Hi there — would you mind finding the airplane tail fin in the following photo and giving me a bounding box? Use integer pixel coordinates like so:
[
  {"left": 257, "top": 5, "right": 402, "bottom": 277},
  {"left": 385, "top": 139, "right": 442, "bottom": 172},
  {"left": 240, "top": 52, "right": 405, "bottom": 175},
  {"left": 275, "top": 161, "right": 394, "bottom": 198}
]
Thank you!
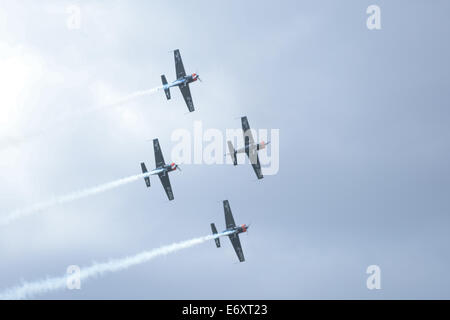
[
  {"left": 161, "top": 75, "right": 171, "bottom": 100},
  {"left": 211, "top": 223, "right": 221, "bottom": 248},
  {"left": 140, "top": 162, "right": 151, "bottom": 187},
  {"left": 227, "top": 141, "right": 238, "bottom": 166}
]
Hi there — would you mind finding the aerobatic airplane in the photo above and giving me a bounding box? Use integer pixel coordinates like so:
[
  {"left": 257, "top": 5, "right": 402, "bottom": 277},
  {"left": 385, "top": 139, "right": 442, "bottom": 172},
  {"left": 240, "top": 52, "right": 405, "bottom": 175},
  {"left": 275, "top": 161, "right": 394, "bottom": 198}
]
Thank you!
[
  {"left": 161, "top": 49, "right": 201, "bottom": 112},
  {"left": 211, "top": 200, "right": 249, "bottom": 262},
  {"left": 140, "top": 139, "right": 181, "bottom": 201},
  {"left": 227, "top": 116, "right": 269, "bottom": 180}
]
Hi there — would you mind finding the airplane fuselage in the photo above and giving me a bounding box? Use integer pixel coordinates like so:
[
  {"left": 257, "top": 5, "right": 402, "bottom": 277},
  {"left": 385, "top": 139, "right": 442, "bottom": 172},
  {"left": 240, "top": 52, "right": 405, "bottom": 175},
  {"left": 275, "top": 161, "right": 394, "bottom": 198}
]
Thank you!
[
  {"left": 223, "top": 224, "right": 249, "bottom": 235},
  {"left": 149, "top": 163, "right": 178, "bottom": 176},
  {"left": 164, "top": 73, "right": 198, "bottom": 90},
  {"left": 235, "top": 141, "right": 268, "bottom": 154}
]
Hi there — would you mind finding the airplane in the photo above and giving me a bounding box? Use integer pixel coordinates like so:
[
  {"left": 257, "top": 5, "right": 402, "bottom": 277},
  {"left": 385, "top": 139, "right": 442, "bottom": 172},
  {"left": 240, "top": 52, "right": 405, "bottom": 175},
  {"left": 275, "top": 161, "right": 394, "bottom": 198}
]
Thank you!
[
  {"left": 226, "top": 116, "right": 269, "bottom": 180},
  {"left": 161, "top": 49, "right": 201, "bottom": 112},
  {"left": 210, "top": 200, "right": 249, "bottom": 262},
  {"left": 140, "top": 138, "right": 181, "bottom": 201}
]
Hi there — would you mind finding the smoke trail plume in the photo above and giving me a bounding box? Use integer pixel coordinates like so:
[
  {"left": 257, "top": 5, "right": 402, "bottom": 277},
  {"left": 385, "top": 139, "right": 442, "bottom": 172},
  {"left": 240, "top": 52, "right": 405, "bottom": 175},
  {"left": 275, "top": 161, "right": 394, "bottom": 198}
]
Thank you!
[
  {"left": 100, "top": 86, "right": 163, "bottom": 108},
  {"left": 0, "top": 172, "right": 151, "bottom": 227},
  {"left": 49, "top": 86, "right": 164, "bottom": 125},
  {"left": 0, "top": 86, "right": 162, "bottom": 152},
  {"left": 0, "top": 232, "right": 232, "bottom": 300}
]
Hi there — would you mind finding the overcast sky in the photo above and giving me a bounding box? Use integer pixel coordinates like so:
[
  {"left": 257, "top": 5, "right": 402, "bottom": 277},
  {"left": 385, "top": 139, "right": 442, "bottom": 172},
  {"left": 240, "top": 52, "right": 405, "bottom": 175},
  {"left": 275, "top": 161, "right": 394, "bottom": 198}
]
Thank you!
[{"left": 1, "top": 0, "right": 450, "bottom": 299}]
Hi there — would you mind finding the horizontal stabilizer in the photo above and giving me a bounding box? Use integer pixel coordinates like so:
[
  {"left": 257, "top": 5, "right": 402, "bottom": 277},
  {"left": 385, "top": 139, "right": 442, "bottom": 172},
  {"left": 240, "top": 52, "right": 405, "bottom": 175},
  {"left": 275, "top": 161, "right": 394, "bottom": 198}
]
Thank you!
[
  {"left": 227, "top": 141, "right": 237, "bottom": 166},
  {"left": 140, "top": 162, "right": 151, "bottom": 187},
  {"left": 161, "top": 75, "right": 170, "bottom": 100},
  {"left": 211, "top": 223, "right": 220, "bottom": 248}
]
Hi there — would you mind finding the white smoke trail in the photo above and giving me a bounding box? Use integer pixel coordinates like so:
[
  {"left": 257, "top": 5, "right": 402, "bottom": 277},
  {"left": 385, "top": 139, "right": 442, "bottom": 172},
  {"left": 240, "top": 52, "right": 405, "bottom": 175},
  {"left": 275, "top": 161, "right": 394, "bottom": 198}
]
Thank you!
[
  {"left": 0, "top": 231, "right": 232, "bottom": 300},
  {"left": 101, "top": 86, "right": 163, "bottom": 108},
  {"left": 42, "top": 85, "right": 164, "bottom": 132},
  {"left": 0, "top": 172, "right": 151, "bottom": 227},
  {"left": 51, "top": 86, "right": 164, "bottom": 121},
  {"left": 0, "top": 86, "right": 163, "bottom": 152}
]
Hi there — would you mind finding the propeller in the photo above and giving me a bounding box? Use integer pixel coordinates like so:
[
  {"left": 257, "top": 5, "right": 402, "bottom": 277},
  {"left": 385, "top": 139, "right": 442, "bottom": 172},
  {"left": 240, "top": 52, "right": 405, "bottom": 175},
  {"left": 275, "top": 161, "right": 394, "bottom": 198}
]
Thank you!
[
  {"left": 195, "top": 69, "right": 202, "bottom": 82},
  {"left": 170, "top": 163, "right": 182, "bottom": 171},
  {"left": 245, "top": 224, "right": 251, "bottom": 236}
]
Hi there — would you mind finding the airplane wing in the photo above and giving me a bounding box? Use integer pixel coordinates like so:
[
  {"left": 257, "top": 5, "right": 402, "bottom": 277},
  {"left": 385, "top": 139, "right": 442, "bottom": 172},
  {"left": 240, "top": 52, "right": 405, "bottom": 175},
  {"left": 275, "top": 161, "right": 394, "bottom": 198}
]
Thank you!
[
  {"left": 242, "top": 117, "right": 263, "bottom": 179},
  {"left": 174, "top": 49, "right": 186, "bottom": 79},
  {"left": 241, "top": 116, "right": 255, "bottom": 147},
  {"left": 179, "top": 84, "right": 195, "bottom": 112},
  {"left": 246, "top": 148, "right": 264, "bottom": 180},
  {"left": 223, "top": 200, "right": 236, "bottom": 229},
  {"left": 153, "top": 139, "right": 165, "bottom": 168},
  {"left": 158, "top": 172, "right": 174, "bottom": 201},
  {"left": 228, "top": 233, "right": 245, "bottom": 262}
]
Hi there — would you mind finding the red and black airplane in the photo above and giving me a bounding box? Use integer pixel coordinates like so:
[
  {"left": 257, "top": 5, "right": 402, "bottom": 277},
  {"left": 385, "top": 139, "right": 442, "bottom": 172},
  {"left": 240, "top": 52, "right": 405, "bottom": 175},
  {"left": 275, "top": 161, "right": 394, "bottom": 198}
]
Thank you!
[
  {"left": 140, "top": 139, "right": 181, "bottom": 201},
  {"left": 227, "top": 116, "right": 269, "bottom": 180},
  {"left": 211, "top": 200, "right": 249, "bottom": 262},
  {"left": 161, "top": 49, "right": 200, "bottom": 112}
]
